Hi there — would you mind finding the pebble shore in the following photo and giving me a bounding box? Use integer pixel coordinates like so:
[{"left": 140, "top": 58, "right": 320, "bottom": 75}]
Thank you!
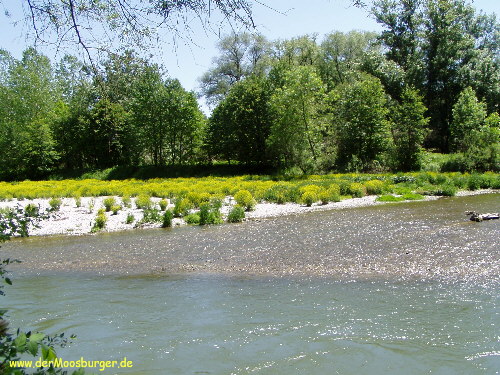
[{"left": 0, "top": 190, "right": 495, "bottom": 237}]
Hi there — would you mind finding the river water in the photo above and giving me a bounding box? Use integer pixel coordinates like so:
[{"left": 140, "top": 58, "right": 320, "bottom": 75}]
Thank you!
[{"left": 2, "top": 194, "right": 499, "bottom": 374}]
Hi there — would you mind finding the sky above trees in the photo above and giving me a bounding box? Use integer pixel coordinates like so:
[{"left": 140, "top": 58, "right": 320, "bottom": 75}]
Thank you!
[{"left": 1, "top": 0, "right": 497, "bottom": 98}]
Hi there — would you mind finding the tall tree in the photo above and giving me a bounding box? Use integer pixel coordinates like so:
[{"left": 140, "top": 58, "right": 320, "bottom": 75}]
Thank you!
[
  {"left": 391, "top": 87, "right": 429, "bottom": 171},
  {"left": 318, "top": 31, "right": 380, "bottom": 91},
  {"left": 0, "top": 48, "right": 60, "bottom": 179},
  {"left": 206, "top": 75, "right": 271, "bottom": 165},
  {"left": 268, "top": 66, "right": 327, "bottom": 172},
  {"left": 199, "top": 32, "right": 271, "bottom": 106},
  {"left": 450, "top": 86, "right": 487, "bottom": 152},
  {"left": 334, "top": 74, "right": 391, "bottom": 171}
]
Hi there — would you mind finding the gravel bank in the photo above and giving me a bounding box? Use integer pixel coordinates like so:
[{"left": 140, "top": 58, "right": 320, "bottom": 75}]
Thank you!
[{"left": 0, "top": 190, "right": 496, "bottom": 237}]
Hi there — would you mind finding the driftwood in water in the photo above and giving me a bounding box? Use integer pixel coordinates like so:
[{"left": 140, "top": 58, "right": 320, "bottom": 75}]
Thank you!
[{"left": 465, "top": 211, "right": 500, "bottom": 222}]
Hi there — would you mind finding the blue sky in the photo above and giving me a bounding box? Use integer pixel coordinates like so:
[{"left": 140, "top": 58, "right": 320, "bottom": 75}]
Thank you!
[{"left": 1, "top": 0, "right": 499, "bottom": 96}]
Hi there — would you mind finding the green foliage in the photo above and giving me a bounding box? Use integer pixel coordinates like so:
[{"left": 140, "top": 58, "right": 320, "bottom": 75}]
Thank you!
[
  {"left": 184, "top": 213, "right": 201, "bottom": 225},
  {"left": 206, "top": 76, "right": 272, "bottom": 165},
  {"left": 199, "top": 202, "right": 223, "bottom": 225},
  {"left": 334, "top": 74, "right": 391, "bottom": 171},
  {"left": 348, "top": 183, "right": 367, "bottom": 198},
  {"left": 111, "top": 205, "right": 121, "bottom": 215},
  {"left": 103, "top": 197, "right": 116, "bottom": 212},
  {"left": 91, "top": 208, "right": 107, "bottom": 232},
  {"left": 173, "top": 198, "right": 192, "bottom": 218},
  {"left": 74, "top": 195, "right": 82, "bottom": 207},
  {"left": 48, "top": 197, "right": 62, "bottom": 211},
  {"left": 141, "top": 208, "right": 162, "bottom": 224},
  {"left": 268, "top": 66, "right": 328, "bottom": 172},
  {"left": 318, "top": 185, "right": 341, "bottom": 204},
  {"left": 161, "top": 210, "right": 174, "bottom": 228},
  {"left": 391, "top": 87, "right": 429, "bottom": 171},
  {"left": 450, "top": 87, "right": 487, "bottom": 153},
  {"left": 301, "top": 191, "right": 318, "bottom": 207},
  {"left": 159, "top": 199, "right": 169, "bottom": 211},
  {"left": 364, "top": 180, "right": 386, "bottom": 195},
  {"left": 227, "top": 205, "right": 246, "bottom": 223},
  {"left": 24, "top": 203, "right": 39, "bottom": 217},
  {"left": 125, "top": 212, "right": 135, "bottom": 224},
  {"left": 122, "top": 195, "right": 131, "bottom": 208},
  {"left": 233, "top": 190, "right": 256, "bottom": 211},
  {"left": 135, "top": 194, "right": 152, "bottom": 209}
]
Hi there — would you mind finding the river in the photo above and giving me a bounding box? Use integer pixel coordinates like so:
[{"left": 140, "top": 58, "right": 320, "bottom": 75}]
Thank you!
[{"left": 2, "top": 194, "right": 499, "bottom": 374}]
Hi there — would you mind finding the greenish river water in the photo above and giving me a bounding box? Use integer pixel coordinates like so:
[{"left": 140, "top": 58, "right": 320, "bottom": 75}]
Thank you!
[{"left": 2, "top": 194, "right": 499, "bottom": 374}]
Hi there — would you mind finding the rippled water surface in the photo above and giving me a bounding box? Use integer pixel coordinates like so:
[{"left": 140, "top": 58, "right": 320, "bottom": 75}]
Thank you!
[{"left": 2, "top": 194, "right": 499, "bottom": 374}]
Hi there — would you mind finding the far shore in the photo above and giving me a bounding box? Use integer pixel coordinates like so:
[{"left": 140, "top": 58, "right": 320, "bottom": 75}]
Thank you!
[{"left": 0, "top": 189, "right": 497, "bottom": 237}]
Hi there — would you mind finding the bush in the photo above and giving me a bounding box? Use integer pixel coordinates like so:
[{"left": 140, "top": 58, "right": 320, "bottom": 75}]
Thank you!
[
  {"left": 159, "top": 199, "right": 169, "bottom": 211},
  {"left": 135, "top": 194, "right": 152, "bottom": 209},
  {"left": 162, "top": 210, "right": 174, "bottom": 228},
  {"left": 48, "top": 197, "right": 62, "bottom": 212},
  {"left": 199, "top": 202, "right": 223, "bottom": 225},
  {"left": 184, "top": 213, "right": 201, "bottom": 225},
  {"left": 141, "top": 208, "right": 162, "bottom": 223},
  {"left": 125, "top": 213, "right": 135, "bottom": 224},
  {"left": 173, "top": 198, "right": 192, "bottom": 217},
  {"left": 111, "top": 205, "right": 121, "bottom": 215},
  {"left": 433, "top": 184, "right": 457, "bottom": 196},
  {"left": 92, "top": 209, "right": 107, "bottom": 232},
  {"left": 301, "top": 191, "right": 318, "bottom": 207},
  {"left": 318, "top": 185, "right": 341, "bottom": 204},
  {"left": 122, "top": 195, "right": 131, "bottom": 208},
  {"left": 24, "top": 203, "right": 39, "bottom": 217},
  {"left": 234, "top": 190, "right": 256, "bottom": 211},
  {"left": 74, "top": 196, "right": 82, "bottom": 207},
  {"left": 227, "top": 206, "right": 245, "bottom": 223},
  {"left": 364, "top": 180, "right": 386, "bottom": 195},
  {"left": 348, "top": 183, "right": 366, "bottom": 198},
  {"left": 103, "top": 197, "right": 116, "bottom": 212}
]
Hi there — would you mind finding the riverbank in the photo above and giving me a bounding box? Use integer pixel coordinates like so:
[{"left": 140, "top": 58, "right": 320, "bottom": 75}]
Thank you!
[{"left": 0, "top": 189, "right": 496, "bottom": 237}]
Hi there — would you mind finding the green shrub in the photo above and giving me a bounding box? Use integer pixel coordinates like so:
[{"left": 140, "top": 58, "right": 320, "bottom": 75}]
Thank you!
[
  {"left": 75, "top": 196, "right": 82, "bottom": 207},
  {"left": 301, "top": 191, "right": 318, "bottom": 207},
  {"left": 227, "top": 206, "right": 245, "bottom": 223},
  {"left": 136, "top": 194, "right": 153, "bottom": 209},
  {"left": 173, "top": 198, "right": 192, "bottom": 217},
  {"left": 364, "top": 180, "right": 386, "bottom": 195},
  {"left": 111, "top": 205, "right": 121, "bottom": 215},
  {"left": 24, "top": 203, "right": 39, "bottom": 217},
  {"left": 125, "top": 213, "right": 135, "bottom": 224},
  {"left": 234, "top": 190, "right": 256, "bottom": 211},
  {"left": 162, "top": 210, "right": 174, "bottom": 228},
  {"left": 159, "top": 199, "right": 169, "bottom": 211},
  {"left": 199, "top": 202, "right": 223, "bottom": 225},
  {"left": 122, "top": 195, "right": 131, "bottom": 208},
  {"left": 433, "top": 183, "right": 457, "bottom": 196},
  {"left": 348, "top": 183, "right": 366, "bottom": 198},
  {"left": 141, "top": 208, "right": 162, "bottom": 223},
  {"left": 103, "top": 197, "right": 116, "bottom": 212},
  {"left": 186, "top": 192, "right": 203, "bottom": 207},
  {"left": 318, "top": 185, "right": 341, "bottom": 204},
  {"left": 48, "top": 197, "right": 62, "bottom": 212},
  {"left": 92, "top": 208, "right": 107, "bottom": 232},
  {"left": 184, "top": 213, "right": 201, "bottom": 225}
]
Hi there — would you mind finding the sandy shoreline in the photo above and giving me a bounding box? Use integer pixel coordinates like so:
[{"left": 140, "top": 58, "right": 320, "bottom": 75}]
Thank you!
[{"left": 0, "top": 189, "right": 496, "bottom": 237}]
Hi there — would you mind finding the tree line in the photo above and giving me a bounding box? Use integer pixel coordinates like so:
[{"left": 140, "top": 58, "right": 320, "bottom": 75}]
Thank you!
[{"left": 0, "top": 0, "right": 498, "bottom": 181}]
